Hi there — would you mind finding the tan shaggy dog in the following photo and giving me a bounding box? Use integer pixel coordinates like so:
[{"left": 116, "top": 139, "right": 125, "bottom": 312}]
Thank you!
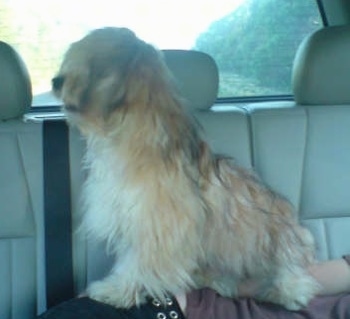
[{"left": 52, "top": 27, "right": 319, "bottom": 310}]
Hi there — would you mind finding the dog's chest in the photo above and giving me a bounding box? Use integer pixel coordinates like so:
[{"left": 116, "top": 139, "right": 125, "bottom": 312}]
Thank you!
[{"left": 82, "top": 144, "right": 142, "bottom": 243}]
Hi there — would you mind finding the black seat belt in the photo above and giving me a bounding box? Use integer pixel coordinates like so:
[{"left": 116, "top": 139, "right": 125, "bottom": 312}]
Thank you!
[{"left": 43, "top": 120, "right": 74, "bottom": 308}]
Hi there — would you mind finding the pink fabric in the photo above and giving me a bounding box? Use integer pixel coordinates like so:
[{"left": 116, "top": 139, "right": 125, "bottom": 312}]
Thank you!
[
  {"left": 186, "top": 255, "right": 350, "bottom": 319},
  {"left": 185, "top": 288, "right": 350, "bottom": 319}
]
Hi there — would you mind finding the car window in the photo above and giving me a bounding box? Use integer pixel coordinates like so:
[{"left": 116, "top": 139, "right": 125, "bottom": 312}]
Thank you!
[{"left": 0, "top": 0, "right": 322, "bottom": 106}]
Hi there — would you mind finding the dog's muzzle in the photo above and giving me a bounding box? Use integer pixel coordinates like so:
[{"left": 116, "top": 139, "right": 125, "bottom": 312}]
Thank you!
[
  {"left": 64, "top": 104, "right": 80, "bottom": 113},
  {"left": 52, "top": 76, "right": 80, "bottom": 113},
  {"left": 52, "top": 76, "right": 65, "bottom": 91}
]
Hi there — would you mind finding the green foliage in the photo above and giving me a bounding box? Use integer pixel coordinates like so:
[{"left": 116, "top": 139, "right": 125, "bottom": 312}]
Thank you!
[
  {"left": 0, "top": 0, "right": 321, "bottom": 98},
  {"left": 0, "top": 0, "right": 88, "bottom": 93},
  {"left": 194, "top": 0, "right": 322, "bottom": 96}
]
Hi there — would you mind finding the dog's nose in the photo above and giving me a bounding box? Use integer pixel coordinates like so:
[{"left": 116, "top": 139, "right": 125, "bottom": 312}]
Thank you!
[
  {"left": 52, "top": 76, "right": 65, "bottom": 91},
  {"left": 65, "top": 104, "right": 79, "bottom": 113}
]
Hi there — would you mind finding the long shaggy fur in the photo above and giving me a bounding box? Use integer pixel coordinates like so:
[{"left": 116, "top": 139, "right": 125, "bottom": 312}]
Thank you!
[{"left": 53, "top": 27, "right": 319, "bottom": 310}]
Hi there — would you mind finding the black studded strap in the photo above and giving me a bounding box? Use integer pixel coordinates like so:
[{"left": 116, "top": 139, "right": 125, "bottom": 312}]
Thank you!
[
  {"left": 37, "top": 296, "right": 186, "bottom": 319},
  {"left": 128, "top": 296, "right": 186, "bottom": 319}
]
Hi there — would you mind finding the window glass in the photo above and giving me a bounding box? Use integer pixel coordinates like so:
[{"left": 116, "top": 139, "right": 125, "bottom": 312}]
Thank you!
[{"left": 0, "top": 0, "right": 322, "bottom": 106}]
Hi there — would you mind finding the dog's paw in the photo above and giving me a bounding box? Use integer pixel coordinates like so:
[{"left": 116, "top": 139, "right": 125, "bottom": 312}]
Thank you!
[
  {"left": 87, "top": 280, "right": 125, "bottom": 307},
  {"left": 259, "top": 271, "right": 319, "bottom": 311},
  {"left": 87, "top": 279, "right": 145, "bottom": 308},
  {"left": 284, "top": 278, "right": 319, "bottom": 311}
]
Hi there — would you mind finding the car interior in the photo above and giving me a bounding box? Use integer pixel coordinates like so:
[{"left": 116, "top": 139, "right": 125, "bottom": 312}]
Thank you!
[{"left": 1, "top": 0, "right": 350, "bottom": 318}]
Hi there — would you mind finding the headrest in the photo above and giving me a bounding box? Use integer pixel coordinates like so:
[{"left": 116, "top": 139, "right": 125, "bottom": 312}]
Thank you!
[
  {"left": 0, "top": 41, "right": 32, "bottom": 120},
  {"left": 292, "top": 25, "right": 350, "bottom": 105},
  {"left": 162, "top": 50, "right": 219, "bottom": 110}
]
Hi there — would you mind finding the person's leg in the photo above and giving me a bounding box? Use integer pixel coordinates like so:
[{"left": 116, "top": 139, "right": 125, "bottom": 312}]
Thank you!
[{"left": 37, "top": 296, "right": 186, "bottom": 319}]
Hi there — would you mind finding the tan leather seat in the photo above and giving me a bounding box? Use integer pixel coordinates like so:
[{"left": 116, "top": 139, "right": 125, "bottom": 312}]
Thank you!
[{"left": 0, "top": 41, "right": 45, "bottom": 318}]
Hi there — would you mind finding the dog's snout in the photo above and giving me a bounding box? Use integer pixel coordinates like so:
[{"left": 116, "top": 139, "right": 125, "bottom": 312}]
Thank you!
[
  {"left": 64, "top": 104, "right": 79, "bottom": 113},
  {"left": 52, "top": 76, "right": 65, "bottom": 91}
]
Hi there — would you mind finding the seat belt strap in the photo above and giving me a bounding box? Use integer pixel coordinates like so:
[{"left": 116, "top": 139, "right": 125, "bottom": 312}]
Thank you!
[{"left": 43, "top": 120, "right": 74, "bottom": 308}]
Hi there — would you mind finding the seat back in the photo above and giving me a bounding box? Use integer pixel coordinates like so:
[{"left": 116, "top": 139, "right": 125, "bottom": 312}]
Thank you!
[
  {"left": 0, "top": 41, "right": 45, "bottom": 318},
  {"left": 292, "top": 25, "right": 350, "bottom": 260},
  {"left": 245, "top": 25, "right": 350, "bottom": 260}
]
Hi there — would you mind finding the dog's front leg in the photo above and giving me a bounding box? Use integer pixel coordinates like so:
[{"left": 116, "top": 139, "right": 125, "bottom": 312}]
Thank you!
[
  {"left": 87, "top": 272, "right": 147, "bottom": 308},
  {"left": 194, "top": 270, "right": 239, "bottom": 298},
  {"left": 86, "top": 250, "right": 149, "bottom": 308},
  {"left": 86, "top": 243, "right": 195, "bottom": 309}
]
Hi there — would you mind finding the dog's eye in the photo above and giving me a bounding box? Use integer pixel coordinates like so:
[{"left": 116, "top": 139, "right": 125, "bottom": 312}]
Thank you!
[{"left": 52, "top": 76, "right": 65, "bottom": 91}]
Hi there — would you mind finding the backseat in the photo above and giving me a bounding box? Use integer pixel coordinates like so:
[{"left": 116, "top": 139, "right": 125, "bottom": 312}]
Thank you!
[
  {"left": 247, "top": 25, "right": 350, "bottom": 260},
  {"left": 292, "top": 25, "right": 350, "bottom": 260},
  {"left": 1, "top": 25, "right": 350, "bottom": 318},
  {"left": 0, "top": 42, "right": 45, "bottom": 318}
]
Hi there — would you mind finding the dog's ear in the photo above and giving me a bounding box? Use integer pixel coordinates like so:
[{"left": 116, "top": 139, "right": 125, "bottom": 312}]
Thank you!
[
  {"left": 92, "top": 72, "right": 127, "bottom": 118},
  {"left": 123, "top": 42, "right": 173, "bottom": 108}
]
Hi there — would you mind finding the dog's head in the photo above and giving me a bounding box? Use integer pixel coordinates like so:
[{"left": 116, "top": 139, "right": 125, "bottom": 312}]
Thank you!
[{"left": 52, "top": 27, "right": 171, "bottom": 132}]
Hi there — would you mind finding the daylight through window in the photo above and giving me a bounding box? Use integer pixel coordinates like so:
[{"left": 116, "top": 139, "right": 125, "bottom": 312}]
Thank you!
[{"left": 0, "top": 0, "right": 322, "bottom": 106}]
